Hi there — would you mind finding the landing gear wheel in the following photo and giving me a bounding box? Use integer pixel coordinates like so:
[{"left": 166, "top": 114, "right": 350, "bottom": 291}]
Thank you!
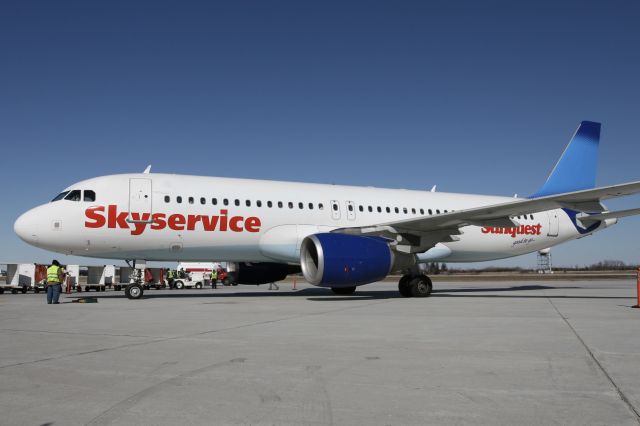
[
  {"left": 409, "top": 275, "right": 432, "bottom": 298},
  {"left": 331, "top": 286, "right": 357, "bottom": 295},
  {"left": 175, "top": 281, "right": 184, "bottom": 289},
  {"left": 125, "top": 283, "right": 144, "bottom": 300},
  {"left": 398, "top": 275, "right": 412, "bottom": 297}
]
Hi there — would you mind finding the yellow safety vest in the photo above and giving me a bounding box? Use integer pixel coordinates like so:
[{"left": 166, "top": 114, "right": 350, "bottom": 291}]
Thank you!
[{"left": 47, "top": 265, "right": 61, "bottom": 284}]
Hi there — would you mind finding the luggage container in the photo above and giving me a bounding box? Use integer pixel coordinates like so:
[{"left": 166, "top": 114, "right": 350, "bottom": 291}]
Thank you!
[
  {"left": 143, "top": 268, "right": 166, "bottom": 290},
  {"left": 83, "top": 265, "right": 116, "bottom": 292},
  {"left": 114, "top": 266, "right": 134, "bottom": 291},
  {"left": 62, "top": 265, "right": 80, "bottom": 293},
  {"left": 2, "top": 263, "right": 46, "bottom": 294}
]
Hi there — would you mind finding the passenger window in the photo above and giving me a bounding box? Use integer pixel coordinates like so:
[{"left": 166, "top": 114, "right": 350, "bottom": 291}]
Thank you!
[
  {"left": 403, "top": 207, "right": 408, "bottom": 214},
  {"left": 368, "top": 206, "right": 373, "bottom": 212},
  {"left": 298, "top": 202, "right": 304, "bottom": 209},
  {"left": 319, "top": 203, "right": 324, "bottom": 210},
  {"left": 246, "top": 200, "right": 251, "bottom": 207},
  {"left": 64, "top": 190, "right": 82, "bottom": 201},
  {"left": 51, "top": 191, "right": 70, "bottom": 202},
  {"left": 411, "top": 208, "right": 416, "bottom": 214},
  {"left": 223, "top": 199, "right": 229, "bottom": 206},
  {"left": 177, "top": 196, "right": 183, "bottom": 204},
  {"left": 212, "top": 198, "right": 217, "bottom": 205},
  {"left": 333, "top": 204, "right": 339, "bottom": 211},
  {"left": 428, "top": 209, "right": 433, "bottom": 215},
  {"left": 308, "top": 203, "right": 314, "bottom": 210},
  {"left": 235, "top": 199, "right": 240, "bottom": 206},
  {"left": 165, "top": 196, "right": 170, "bottom": 203},
  {"left": 420, "top": 208, "right": 424, "bottom": 215},
  {"left": 359, "top": 205, "right": 364, "bottom": 212},
  {"left": 84, "top": 190, "right": 96, "bottom": 202},
  {"left": 530, "top": 214, "right": 534, "bottom": 220},
  {"left": 386, "top": 207, "right": 390, "bottom": 213},
  {"left": 348, "top": 204, "right": 353, "bottom": 212},
  {"left": 377, "top": 206, "right": 382, "bottom": 213},
  {"left": 394, "top": 207, "right": 399, "bottom": 214},
  {"left": 257, "top": 200, "right": 262, "bottom": 207},
  {"left": 267, "top": 201, "right": 273, "bottom": 208},
  {"left": 278, "top": 201, "right": 283, "bottom": 208},
  {"left": 200, "top": 197, "right": 205, "bottom": 205},
  {"left": 288, "top": 202, "right": 294, "bottom": 209},
  {"left": 436, "top": 209, "right": 440, "bottom": 214},
  {"left": 188, "top": 197, "right": 194, "bottom": 204}
]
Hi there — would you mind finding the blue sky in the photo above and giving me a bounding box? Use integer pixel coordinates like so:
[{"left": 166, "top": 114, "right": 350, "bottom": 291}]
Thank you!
[{"left": 2, "top": 1, "right": 640, "bottom": 268}]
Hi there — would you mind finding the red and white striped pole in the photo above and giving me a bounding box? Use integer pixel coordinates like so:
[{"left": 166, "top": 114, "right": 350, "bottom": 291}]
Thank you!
[{"left": 633, "top": 268, "right": 640, "bottom": 308}]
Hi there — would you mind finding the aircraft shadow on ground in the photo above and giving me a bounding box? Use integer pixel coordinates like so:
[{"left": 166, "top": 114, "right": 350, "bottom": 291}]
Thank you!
[{"left": 67, "top": 284, "right": 632, "bottom": 301}]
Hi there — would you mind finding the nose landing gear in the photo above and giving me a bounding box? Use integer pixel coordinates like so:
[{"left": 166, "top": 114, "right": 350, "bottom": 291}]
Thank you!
[{"left": 124, "top": 259, "right": 146, "bottom": 300}]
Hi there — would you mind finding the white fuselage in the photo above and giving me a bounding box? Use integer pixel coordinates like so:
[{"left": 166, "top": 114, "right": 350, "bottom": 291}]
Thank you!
[{"left": 14, "top": 173, "right": 606, "bottom": 265}]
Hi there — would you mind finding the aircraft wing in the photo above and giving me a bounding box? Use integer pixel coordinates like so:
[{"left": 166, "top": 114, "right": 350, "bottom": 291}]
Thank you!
[{"left": 332, "top": 180, "right": 640, "bottom": 253}]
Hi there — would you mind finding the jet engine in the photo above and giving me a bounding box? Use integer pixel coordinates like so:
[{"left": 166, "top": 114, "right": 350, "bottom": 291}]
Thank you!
[{"left": 300, "top": 233, "right": 414, "bottom": 287}]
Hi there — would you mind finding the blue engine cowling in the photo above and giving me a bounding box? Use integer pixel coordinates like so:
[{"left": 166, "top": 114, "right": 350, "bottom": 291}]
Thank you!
[{"left": 300, "top": 233, "right": 392, "bottom": 287}]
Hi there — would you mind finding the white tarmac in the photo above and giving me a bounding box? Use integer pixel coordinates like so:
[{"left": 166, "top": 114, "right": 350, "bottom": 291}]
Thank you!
[{"left": 1, "top": 279, "right": 640, "bottom": 426}]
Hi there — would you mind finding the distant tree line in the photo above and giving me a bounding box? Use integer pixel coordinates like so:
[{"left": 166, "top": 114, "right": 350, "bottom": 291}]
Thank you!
[{"left": 445, "top": 260, "right": 638, "bottom": 273}]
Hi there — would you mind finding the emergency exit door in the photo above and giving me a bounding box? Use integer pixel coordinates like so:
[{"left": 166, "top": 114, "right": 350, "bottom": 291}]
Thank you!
[
  {"left": 129, "top": 178, "right": 152, "bottom": 216},
  {"left": 547, "top": 211, "right": 559, "bottom": 237}
]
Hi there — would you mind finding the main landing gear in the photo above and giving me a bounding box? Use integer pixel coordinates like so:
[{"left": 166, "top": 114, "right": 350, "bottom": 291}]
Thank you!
[
  {"left": 398, "top": 274, "right": 432, "bottom": 297},
  {"left": 331, "top": 286, "right": 357, "bottom": 295}
]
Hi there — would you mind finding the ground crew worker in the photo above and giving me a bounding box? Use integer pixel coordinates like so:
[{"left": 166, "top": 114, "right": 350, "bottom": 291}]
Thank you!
[
  {"left": 167, "top": 269, "right": 175, "bottom": 289},
  {"left": 46, "top": 260, "right": 64, "bottom": 304},
  {"left": 211, "top": 268, "right": 218, "bottom": 289}
]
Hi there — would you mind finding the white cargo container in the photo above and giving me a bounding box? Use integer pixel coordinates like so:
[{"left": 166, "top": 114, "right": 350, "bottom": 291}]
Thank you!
[
  {"left": 4, "top": 264, "right": 35, "bottom": 294},
  {"left": 84, "top": 265, "right": 116, "bottom": 292}
]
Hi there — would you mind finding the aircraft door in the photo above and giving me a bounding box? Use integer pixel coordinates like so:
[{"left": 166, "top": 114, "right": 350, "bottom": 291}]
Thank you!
[
  {"left": 129, "top": 178, "right": 152, "bottom": 216},
  {"left": 346, "top": 201, "right": 356, "bottom": 221},
  {"left": 547, "top": 211, "right": 559, "bottom": 237},
  {"left": 330, "top": 200, "right": 341, "bottom": 220}
]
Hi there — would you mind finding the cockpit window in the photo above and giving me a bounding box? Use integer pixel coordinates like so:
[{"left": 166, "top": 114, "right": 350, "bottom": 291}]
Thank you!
[
  {"left": 51, "top": 191, "right": 70, "bottom": 202},
  {"left": 84, "top": 190, "right": 96, "bottom": 202},
  {"left": 64, "top": 190, "right": 82, "bottom": 201}
]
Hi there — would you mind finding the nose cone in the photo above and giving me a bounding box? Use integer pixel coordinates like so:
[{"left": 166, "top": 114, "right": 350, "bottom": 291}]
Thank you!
[{"left": 14, "top": 210, "right": 39, "bottom": 245}]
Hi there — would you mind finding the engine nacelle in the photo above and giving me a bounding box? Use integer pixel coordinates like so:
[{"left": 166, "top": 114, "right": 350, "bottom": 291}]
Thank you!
[
  {"left": 300, "top": 233, "right": 399, "bottom": 287},
  {"left": 228, "top": 262, "right": 300, "bottom": 285}
]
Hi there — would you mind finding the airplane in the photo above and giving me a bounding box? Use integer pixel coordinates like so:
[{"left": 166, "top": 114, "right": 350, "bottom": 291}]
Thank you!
[{"left": 14, "top": 121, "right": 640, "bottom": 300}]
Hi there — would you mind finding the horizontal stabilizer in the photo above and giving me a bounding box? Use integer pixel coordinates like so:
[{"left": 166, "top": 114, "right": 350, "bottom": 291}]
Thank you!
[{"left": 579, "top": 207, "right": 640, "bottom": 226}]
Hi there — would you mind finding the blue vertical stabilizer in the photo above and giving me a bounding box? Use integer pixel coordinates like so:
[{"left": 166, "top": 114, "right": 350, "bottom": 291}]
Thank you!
[{"left": 531, "top": 121, "right": 601, "bottom": 198}]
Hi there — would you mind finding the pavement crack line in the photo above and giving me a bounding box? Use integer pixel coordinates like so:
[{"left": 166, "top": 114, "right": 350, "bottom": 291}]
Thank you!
[
  {"left": 547, "top": 297, "right": 640, "bottom": 424},
  {"left": 0, "top": 328, "right": 154, "bottom": 339},
  {"left": 0, "top": 298, "right": 392, "bottom": 370}
]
